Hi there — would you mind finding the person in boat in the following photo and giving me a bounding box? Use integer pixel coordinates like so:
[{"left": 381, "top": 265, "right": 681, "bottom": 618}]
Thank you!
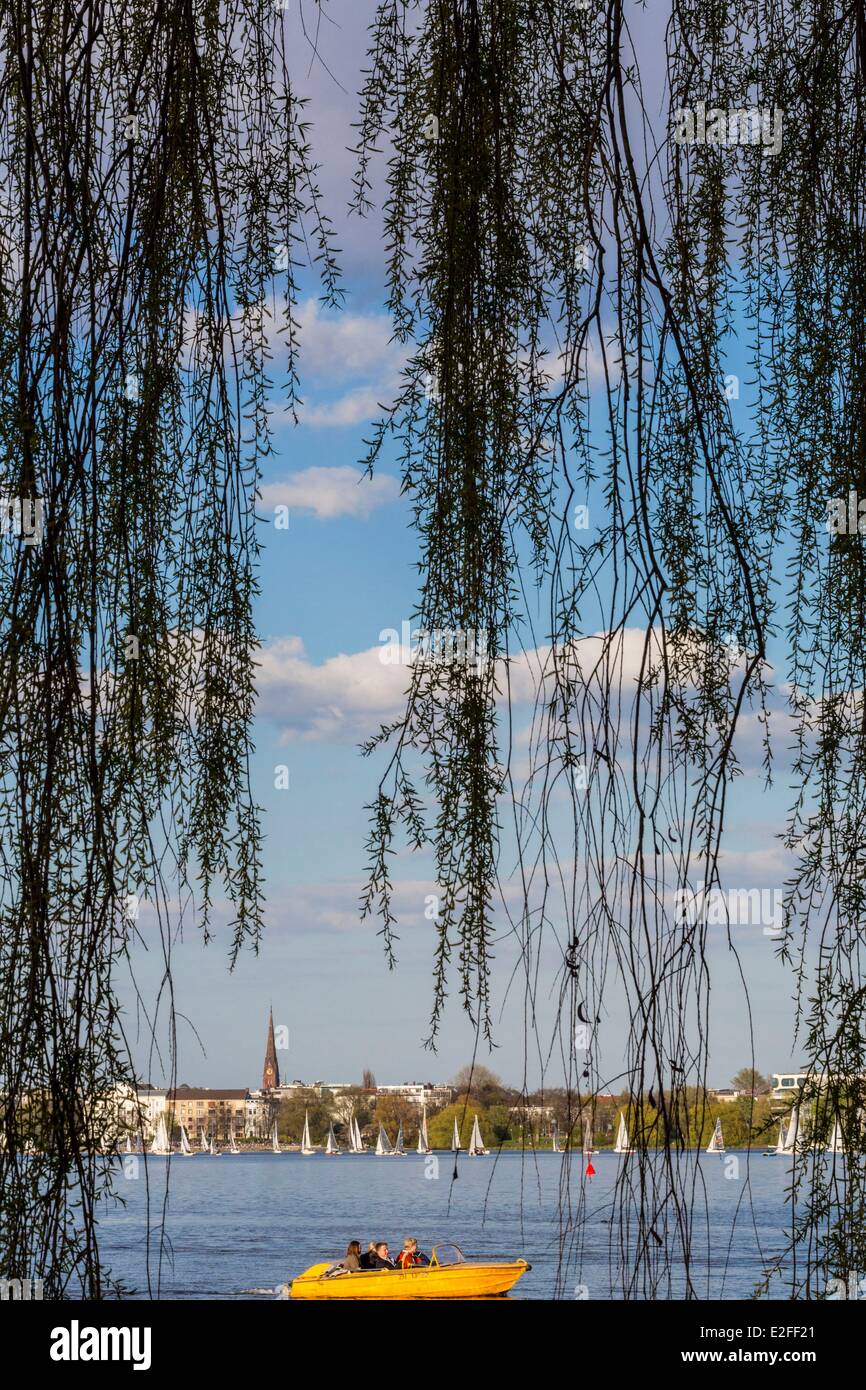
[
  {"left": 395, "top": 1237, "right": 429, "bottom": 1268},
  {"left": 322, "top": 1240, "right": 364, "bottom": 1279},
  {"left": 358, "top": 1241, "right": 378, "bottom": 1270},
  {"left": 367, "top": 1241, "right": 396, "bottom": 1270}
]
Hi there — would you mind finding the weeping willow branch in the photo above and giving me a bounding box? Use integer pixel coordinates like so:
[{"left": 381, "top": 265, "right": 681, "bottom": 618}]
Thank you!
[
  {"left": 0, "top": 0, "right": 339, "bottom": 1296},
  {"left": 355, "top": 0, "right": 866, "bottom": 1298}
]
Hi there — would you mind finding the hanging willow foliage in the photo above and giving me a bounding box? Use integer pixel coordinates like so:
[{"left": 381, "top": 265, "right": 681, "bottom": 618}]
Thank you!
[
  {"left": 356, "top": 0, "right": 866, "bottom": 1297},
  {"left": 0, "top": 0, "right": 338, "bottom": 1295}
]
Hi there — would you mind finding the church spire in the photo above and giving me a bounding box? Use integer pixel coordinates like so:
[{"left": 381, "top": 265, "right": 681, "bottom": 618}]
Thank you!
[{"left": 262, "top": 1006, "right": 280, "bottom": 1090}]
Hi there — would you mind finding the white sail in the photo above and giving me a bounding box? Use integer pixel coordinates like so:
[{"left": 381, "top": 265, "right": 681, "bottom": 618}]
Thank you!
[
  {"left": 375, "top": 1123, "right": 392, "bottom": 1156},
  {"left": 582, "top": 1120, "right": 593, "bottom": 1155},
  {"left": 613, "top": 1112, "right": 631, "bottom": 1154},
  {"left": 301, "top": 1109, "right": 315, "bottom": 1154},
  {"left": 418, "top": 1105, "right": 430, "bottom": 1154},
  {"left": 229, "top": 1122, "right": 239, "bottom": 1154},
  {"left": 271, "top": 1120, "right": 282, "bottom": 1154},
  {"left": 826, "top": 1115, "right": 844, "bottom": 1154},
  {"left": 773, "top": 1121, "right": 786, "bottom": 1155},
  {"left": 782, "top": 1103, "right": 799, "bottom": 1153},
  {"left": 124, "top": 1134, "right": 133, "bottom": 1154},
  {"left": 468, "top": 1114, "right": 488, "bottom": 1156},
  {"left": 209, "top": 1134, "right": 220, "bottom": 1155},
  {"left": 180, "top": 1124, "right": 193, "bottom": 1156},
  {"left": 394, "top": 1121, "right": 405, "bottom": 1155},
  {"left": 452, "top": 1117, "right": 461, "bottom": 1151},
  {"left": 705, "top": 1118, "right": 725, "bottom": 1154},
  {"left": 351, "top": 1116, "right": 363, "bottom": 1152},
  {"left": 200, "top": 1126, "right": 209, "bottom": 1153},
  {"left": 325, "top": 1122, "right": 340, "bottom": 1156},
  {"left": 551, "top": 1121, "right": 560, "bottom": 1154},
  {"left": 150, "top": 1113, "right": 171, "bottom": 1155}
]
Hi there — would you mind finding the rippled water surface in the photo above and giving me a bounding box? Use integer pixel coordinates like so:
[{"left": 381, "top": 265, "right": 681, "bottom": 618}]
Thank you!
[{"left": 96, "top": 1149, "right": 802, "bottom": 1300}]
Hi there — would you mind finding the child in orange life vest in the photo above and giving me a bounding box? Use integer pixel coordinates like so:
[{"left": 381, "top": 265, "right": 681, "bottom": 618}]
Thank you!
[{"left": 395, "top": 1237, "right": 430, "bottom": 1268}]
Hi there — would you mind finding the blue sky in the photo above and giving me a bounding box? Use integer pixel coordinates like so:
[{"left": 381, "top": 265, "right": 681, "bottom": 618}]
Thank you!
[{"left": 120, "top": 2, "right": 813, "bottom": 1096}]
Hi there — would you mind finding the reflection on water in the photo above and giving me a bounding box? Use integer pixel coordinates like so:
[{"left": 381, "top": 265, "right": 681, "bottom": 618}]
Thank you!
[{"left": 95, "top": 1150, "right": 797, "bottom": 1300}]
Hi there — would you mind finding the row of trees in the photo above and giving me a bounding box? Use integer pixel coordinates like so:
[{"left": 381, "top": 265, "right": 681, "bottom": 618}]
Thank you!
[
  {"left": 274, "top": 1089, "right": 513, "bottom": 1148},
  {"left": 272, "top": 1089, "right": 799, "bottom": 1151},
  {"left": 271, "top": 1066, "right": 788, "bottom": 1149}
]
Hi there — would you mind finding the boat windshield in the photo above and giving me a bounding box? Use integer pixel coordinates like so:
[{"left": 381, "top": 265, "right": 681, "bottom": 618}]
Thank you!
[{"left": 430, "top": 1243, "right": 466, "bottom": 1266}]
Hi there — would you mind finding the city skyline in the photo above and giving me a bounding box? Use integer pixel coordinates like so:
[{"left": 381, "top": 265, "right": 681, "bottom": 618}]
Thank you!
[{"left": 125, "top": 1007, "right": 802, "bottom": 1099}]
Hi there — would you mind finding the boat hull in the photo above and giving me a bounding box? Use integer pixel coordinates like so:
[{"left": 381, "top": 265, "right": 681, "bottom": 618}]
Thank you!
[{"left": 290, "top": 1260, "right": 530, "bottom": 1300}]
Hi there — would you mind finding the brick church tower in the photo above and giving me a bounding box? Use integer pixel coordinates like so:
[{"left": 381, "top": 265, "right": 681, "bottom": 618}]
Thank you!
[{"left": 262, "top": 1006, "right": 280, "bottom": 1091}]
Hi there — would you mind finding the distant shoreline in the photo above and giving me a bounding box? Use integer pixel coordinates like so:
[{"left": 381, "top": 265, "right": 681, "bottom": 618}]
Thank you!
[{"left": 71, "top": 1142, "right": 792, "bottom": 1158}]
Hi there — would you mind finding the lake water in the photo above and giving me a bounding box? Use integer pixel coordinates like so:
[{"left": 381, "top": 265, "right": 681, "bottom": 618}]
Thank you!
[{"left": 95, "top": 1149, "right": 805, "bottom": 1300}]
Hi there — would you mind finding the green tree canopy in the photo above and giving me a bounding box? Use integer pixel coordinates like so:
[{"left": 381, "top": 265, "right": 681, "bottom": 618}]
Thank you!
[
  {"left": 427, "top": 1101, "right": 491, "bottom": 1149},
  {"left": 731, "top": 1069, "right": 772, "bottom": 1096},
  {"left": 450, "top": 1065, "right": 508, "bottom": 1105},
  {"left": 278, "top": 1092, "right": 335, "bottom": 1146}
]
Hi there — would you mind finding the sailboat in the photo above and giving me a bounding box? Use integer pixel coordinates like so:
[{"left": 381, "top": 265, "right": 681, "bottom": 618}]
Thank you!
[
  {"left": 150, "top": 1113, "right": 171, "bottom": 1156},
  {"left": 375, "top": 1123, "right": 393, "bottom": 1156},
  {"left": 271, "top": 1120, "right": 282, "bottom": 1154},
  {"left": 452, "top": 1117, "right": 461, "bottom": 1151},
  {"left": 468, "top": 1114, "right": 488, "bottom": 1156},
  {"left": 351, "top": 1116, "right": 364, "bottom": 1153},
  {"left": 301, "top": 1110, "right": 316, "bottom": 1155},
  {"left": 705, "top": 1118, "right": 725, "bottom": 1155},
  {"left": 180, "top": 1124, "right": 193, "bottom": 1156},
  {"left": 209, "top": 1133, "right": 221, "bottom": 1156},
  {"left": 124, "top": 1134, "right": 133, "bottom": 1155},
  {"left": 393, "top": 1121, "right": 406, "bottom": 1155},
  {"left": 613, "top": 1112, "right": 631, "bottom": 1155},
  {"left": 826, "top": 1115, "right": 844, "bottom": 1155},
  {"left": 200, "top": 1126, "right": 209, "bottom": 1153},
  {"left": 228, "top": 1122, "right": 240, "bottom": 1154},
  {"left": 764, "top": 1120, "right": 786, "bottom": 1156},
  {"left": 417, "top": 1106, "right": 431, "bottom": 1155},
  {"left": 551, "top": 1121, "right": 560, "bottom": 1154},
  {"left": 782, "top": 1103, "right": 799, "bottom": 1154},
  {"left": 325, "top": 1122, "right": 340, "bottom": 1156}
]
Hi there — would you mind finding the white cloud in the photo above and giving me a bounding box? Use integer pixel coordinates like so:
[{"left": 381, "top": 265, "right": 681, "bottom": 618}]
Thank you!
[
  {"left": 267, "top": 877, "right": 440, "bottom": 936},
  {"left": 255, "top": 637, "right": 410, "bottom": 742},
  {"left": 255, "top": 628, "right": 664, "bottom": 744},
  {"left": 298, "top": 388, "right": 392, "bottom": 429},
  {"left": 258, "top": 465, "right": 400, "bottom": 520},
  {"left": 294, "top": 298, "right": 405, "bottom": 383},
  {"left": 253, "top": 626, "right": 789, "bottom": 761},
  {"left": 276, "top": 298, "right": 408, "bottom": 429}
]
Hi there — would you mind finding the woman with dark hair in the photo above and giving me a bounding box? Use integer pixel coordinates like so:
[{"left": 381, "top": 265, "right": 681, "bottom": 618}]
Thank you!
[{"left": 323, "top": 1240, "right": 363, "bottom": 1279}]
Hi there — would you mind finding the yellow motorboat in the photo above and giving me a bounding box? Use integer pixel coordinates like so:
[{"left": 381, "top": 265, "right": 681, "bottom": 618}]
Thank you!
[{"left": 290, "top": 1242, "right": 530, "bottom": 1300}]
